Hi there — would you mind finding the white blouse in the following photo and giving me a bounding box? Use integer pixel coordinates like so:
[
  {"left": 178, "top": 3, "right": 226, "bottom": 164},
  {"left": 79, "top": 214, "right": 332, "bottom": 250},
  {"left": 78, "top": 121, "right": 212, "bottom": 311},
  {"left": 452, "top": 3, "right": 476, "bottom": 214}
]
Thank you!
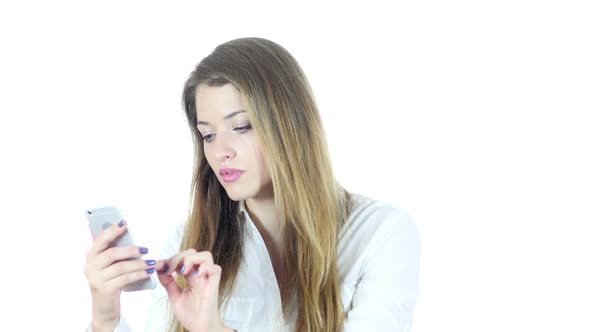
[{"left": 89, "top": 193, "right": 420, "bottom": 332}]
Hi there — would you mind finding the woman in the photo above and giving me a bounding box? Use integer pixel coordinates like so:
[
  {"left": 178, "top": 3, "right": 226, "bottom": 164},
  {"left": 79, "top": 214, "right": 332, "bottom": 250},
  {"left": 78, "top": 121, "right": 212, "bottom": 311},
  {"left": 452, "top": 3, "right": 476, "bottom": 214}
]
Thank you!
[{"left": 85, "top": 37, "right": 420, "bottom": 332}]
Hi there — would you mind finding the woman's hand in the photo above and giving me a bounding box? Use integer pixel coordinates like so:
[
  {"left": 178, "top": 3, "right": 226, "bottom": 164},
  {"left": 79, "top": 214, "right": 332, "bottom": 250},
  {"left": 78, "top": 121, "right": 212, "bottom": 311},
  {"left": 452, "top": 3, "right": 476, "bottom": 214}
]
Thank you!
[
  {"left": 157, "top": 249, "right": 233, "bottom": 332},
  {"left": 83, "top": 220, "right": 156, "bottom": 331}
]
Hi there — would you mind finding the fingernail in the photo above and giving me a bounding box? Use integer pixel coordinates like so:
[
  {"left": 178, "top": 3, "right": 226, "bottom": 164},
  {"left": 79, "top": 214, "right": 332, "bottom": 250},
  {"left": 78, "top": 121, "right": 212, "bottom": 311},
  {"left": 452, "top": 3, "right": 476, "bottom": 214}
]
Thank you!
[
  {"left": 146, "top": 260, "right": 156, "bottom": 266},
  {"left": 161, "top": 264, "right": 169, "bottom": 273},
  {"left": 146, "top": 268, "right": 155, "bottom": 274},
  {"left": 118, "top": 219, "right": 125, "bottom": 227},
  {"left": 180, "top": 265, "right": 185, "bottom": 274},
  {"left": 193, "top": 270, "right": 199, "bottom": 276},
  {"left": 139, "top": 247, "right": 149, "bottom": 254}
]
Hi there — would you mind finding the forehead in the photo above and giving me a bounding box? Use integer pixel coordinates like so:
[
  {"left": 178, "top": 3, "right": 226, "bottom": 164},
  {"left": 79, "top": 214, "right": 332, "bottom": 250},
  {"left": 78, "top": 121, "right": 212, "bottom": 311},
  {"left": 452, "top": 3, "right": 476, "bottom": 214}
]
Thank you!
[{"left": 195, "top": 84, "right": 245, "bottom": 118}]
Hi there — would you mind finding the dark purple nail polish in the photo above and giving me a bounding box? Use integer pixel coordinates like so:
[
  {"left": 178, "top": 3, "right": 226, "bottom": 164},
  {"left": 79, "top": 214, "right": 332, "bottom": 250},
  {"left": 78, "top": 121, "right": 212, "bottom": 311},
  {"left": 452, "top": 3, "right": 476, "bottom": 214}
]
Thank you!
[
  {"left": 118, "top": 219, "right": 125, "bottom": 227},
  {"left": 180, "top": 265, "right": 185, "bottom": 274},
  {"left": 139, "top": 247, "right": 149, "bottom": 254},
  {"left": 146, "top": 260, "right": 156, "bottom": 266},
  {"left": 193, "top": 270, "right": 199, "bottom": 276},
  {"left": 146, "top": 268, "right": 155, "bottom": 274},
  {"left": 161, "top": 264, "right": 169, "bottom": 273}
]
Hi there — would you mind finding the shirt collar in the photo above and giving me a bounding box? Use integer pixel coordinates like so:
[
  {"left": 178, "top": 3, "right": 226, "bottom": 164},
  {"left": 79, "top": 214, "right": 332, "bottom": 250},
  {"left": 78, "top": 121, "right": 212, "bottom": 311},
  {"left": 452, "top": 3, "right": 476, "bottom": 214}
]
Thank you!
[
  {"left": 238, "top": 199, "right": 247, "bottom": 215},
  {"left": 238, "top": 199, "right": 255, "bottom": 238}
]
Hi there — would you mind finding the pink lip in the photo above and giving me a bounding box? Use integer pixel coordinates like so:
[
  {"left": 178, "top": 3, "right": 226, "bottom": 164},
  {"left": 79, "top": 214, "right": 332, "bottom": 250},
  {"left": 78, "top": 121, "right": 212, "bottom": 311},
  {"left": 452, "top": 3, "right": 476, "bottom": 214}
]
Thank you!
[{"left": 219, "top": 168, "right": 245, "bottom": 183}]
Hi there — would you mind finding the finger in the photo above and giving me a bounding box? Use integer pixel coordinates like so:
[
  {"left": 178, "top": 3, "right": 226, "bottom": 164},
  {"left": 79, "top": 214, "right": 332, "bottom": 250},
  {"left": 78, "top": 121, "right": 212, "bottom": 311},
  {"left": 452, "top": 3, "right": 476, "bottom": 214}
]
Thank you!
[
  {"left": 194, "top": 263, "right": 222, "bottom": 280},
  {"left": 177, "top": 251, "right": 214, "bottom": 277},
  {"left": 93, "top": 246, "right": 150, "bottom": 270},
  {"left": 86, "top": 220, "right": 128, "bottom": 259},
  {"left": 98, "top": 258, "right": 157, "bottom": 282},
  {"left": 102, "top": 268, "right": 155, "bottom": 293},
  {"left": 164, "top": 249, "right": 198, "bottom": 275},
  {"left": 207, "top": 264, "right": 223, "bottom": 297},
  {"left": 157, "top": 260, "right": 182, "bottom": 302},
  {"left": 153, "top": 259, "right": 168, "bottom": 273},
  {"left": 189, "top": 263, "right": 222, "bottom": 293}
]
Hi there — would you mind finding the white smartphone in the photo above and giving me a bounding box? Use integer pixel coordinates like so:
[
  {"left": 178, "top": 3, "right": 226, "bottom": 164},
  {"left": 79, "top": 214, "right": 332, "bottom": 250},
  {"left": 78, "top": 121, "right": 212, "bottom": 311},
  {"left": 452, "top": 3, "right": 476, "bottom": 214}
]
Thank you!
[{"left": 85, "top": 205, "right": 156, "bottom": 292}]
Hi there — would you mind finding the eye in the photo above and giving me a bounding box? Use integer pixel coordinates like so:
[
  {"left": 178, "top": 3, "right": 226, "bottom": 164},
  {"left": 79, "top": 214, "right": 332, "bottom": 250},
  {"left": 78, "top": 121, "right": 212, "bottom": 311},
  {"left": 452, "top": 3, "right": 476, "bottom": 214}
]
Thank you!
[
  {"left": 201, "top": 124, "right": 251, "bottom": 144},
  {"left": 235, "top": 124, "right": 252, "bottom": 133},
  {"left": 202, "top": 133, "right": 215, "bottom": 143}
]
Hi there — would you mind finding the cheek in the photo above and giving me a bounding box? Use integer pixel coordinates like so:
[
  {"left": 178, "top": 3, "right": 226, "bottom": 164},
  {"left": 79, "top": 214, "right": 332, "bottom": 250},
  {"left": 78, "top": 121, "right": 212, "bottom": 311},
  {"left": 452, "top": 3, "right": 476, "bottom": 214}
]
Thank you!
[
  {"left": 255, "top": 147, "right": 271, "bottom": 178},
  {"left": 203, "top": 146, "right": 214, "bottom": 166}
]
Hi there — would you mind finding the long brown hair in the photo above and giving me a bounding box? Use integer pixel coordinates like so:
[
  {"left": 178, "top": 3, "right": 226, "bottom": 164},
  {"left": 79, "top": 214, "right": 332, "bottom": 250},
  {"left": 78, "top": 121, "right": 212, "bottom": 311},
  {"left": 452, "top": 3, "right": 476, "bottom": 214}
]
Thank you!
[{"left": 173, "top": 37, "right": 352, "bottom": 332}]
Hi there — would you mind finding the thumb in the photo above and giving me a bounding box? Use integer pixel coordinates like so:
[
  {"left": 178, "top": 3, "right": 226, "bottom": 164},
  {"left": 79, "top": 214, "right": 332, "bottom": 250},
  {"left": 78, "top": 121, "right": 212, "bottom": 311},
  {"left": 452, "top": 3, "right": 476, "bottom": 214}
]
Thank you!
[{"left": 156, "top": 261, "right": 181, "bottom": 301}]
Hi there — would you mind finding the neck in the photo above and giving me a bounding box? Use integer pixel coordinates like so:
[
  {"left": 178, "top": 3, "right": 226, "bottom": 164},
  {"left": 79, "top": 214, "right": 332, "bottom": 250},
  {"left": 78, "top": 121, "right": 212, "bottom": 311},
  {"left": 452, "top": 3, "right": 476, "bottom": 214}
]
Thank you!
[
  {"left": 244, "top": 194, "right": 292, "bottom": 301},
  {"left": 244, "top": 196, "right": 282, "bottom": 245}
]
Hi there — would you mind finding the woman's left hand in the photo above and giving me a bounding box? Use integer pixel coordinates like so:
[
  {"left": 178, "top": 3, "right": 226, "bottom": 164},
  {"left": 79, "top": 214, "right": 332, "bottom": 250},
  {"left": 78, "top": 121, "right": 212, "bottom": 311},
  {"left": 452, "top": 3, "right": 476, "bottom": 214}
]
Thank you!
[{"left": 157, "top": 249, "right": 233, "bottom": 332}]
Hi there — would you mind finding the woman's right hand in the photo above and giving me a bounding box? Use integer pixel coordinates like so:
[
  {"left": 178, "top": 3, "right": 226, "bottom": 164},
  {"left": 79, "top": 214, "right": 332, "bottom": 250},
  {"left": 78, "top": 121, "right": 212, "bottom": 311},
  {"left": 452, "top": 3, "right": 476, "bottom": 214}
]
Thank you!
[{"left": 83, "top": 219, "right": 156, "bottom": 331}]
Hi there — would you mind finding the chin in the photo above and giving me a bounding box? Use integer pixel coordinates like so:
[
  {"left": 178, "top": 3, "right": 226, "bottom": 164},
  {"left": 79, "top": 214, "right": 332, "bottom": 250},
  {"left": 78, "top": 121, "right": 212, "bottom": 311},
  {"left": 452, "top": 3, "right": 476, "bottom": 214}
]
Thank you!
[{"left": 223, "top": 188, "right": 251, "bottom": 202}]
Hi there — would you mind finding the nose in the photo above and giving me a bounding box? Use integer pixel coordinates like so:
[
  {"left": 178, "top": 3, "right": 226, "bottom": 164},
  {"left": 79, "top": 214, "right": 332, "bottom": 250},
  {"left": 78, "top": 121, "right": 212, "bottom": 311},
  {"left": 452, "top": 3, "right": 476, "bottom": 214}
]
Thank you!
[
  {"left": 215, "top": 152, "right": 234, "bottom": 162},
  {"left": 213, "top": 137, "right": 237, "bottom": 162}
]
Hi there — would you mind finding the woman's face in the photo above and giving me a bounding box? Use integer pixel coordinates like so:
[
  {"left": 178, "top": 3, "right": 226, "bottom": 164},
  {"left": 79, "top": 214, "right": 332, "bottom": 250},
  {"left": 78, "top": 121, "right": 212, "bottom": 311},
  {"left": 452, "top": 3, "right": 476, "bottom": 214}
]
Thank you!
[{"left": 195, "top": 83, "right": 273, "bottom": 201}]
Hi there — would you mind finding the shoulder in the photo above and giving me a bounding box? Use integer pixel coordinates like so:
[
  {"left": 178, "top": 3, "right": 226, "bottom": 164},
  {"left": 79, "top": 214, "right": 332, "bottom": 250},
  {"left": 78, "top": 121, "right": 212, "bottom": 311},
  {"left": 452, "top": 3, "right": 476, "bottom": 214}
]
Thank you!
[
  {"left": 337, "top": 194, "right": 421, "bottom": 328},
  {"left": 340, "top": 192, "right": 418, "bottom": 244},
  {"left": 337, "top": 193, "right": 420, "bottom": 279}
]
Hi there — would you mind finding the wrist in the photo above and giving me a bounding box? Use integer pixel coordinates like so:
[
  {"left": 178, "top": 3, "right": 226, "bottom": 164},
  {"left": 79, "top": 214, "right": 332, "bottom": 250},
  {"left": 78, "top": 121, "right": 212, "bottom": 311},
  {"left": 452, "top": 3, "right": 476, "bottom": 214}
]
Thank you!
[
  {"left": 188, "top": 323, "right": 234, "bottom": 332},
  {"left": 91, "top": 306, "right": 120, "bottom": 331},
  {"left": 91, "top": 316, "right": 119, "bottom": 332}
]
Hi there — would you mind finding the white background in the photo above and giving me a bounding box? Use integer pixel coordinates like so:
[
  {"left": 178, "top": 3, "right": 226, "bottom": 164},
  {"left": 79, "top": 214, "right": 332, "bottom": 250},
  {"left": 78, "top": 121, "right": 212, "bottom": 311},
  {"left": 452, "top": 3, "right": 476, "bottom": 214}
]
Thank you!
[{"left": 0, "top": 1, "right": 588, "bottom": 331}]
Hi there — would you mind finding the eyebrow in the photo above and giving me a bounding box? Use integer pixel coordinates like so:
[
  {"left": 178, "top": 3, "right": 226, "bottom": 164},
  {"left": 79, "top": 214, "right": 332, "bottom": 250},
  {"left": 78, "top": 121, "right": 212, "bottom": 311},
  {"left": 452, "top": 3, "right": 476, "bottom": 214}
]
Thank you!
[{"left": 196, "top": 110, "right": 246, "bottom": 126}]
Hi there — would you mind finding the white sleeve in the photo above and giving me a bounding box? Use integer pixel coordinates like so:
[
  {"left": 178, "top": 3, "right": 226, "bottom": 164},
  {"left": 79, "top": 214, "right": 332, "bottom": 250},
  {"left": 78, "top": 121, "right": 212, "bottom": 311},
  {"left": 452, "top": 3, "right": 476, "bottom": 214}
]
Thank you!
[{"left": 343, "top": 210, "right": 421, "bottom": 332}]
